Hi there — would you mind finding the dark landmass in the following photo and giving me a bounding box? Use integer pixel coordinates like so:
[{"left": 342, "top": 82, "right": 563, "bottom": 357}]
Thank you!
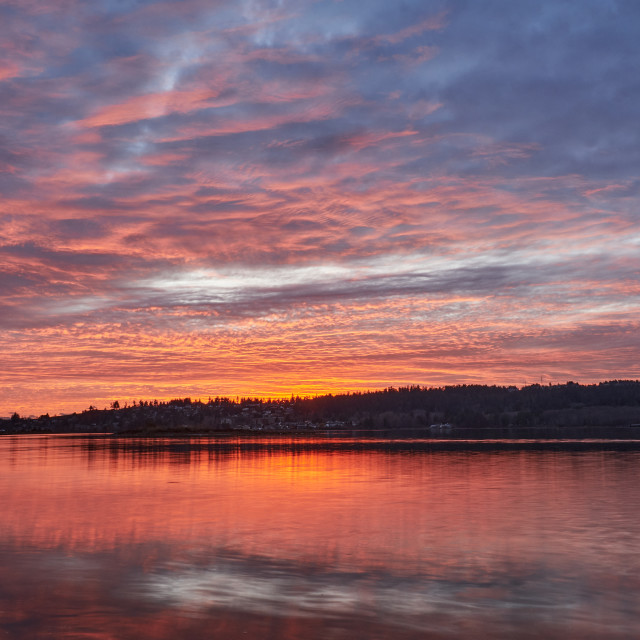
[{"left": 3, "top": 380, "right": 640, "bottom": 438}]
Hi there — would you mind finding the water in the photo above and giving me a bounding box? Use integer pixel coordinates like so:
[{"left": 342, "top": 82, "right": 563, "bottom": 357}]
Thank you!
[{"left": 1, "top": 435, "right": 639, "bottom": 639}]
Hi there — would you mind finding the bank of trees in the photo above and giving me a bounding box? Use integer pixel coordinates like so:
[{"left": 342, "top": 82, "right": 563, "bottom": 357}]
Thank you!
[{"left": 4, "top": 381, "right": 640, "bottom": 434}]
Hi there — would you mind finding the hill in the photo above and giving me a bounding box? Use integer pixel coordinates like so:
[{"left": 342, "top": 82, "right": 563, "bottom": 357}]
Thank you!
[{"left": 3, "top": 380, "right": 640, "bottom": 437}]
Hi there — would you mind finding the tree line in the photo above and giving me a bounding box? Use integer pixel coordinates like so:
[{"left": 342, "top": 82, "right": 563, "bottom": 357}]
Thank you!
[{"left": 3, "top": 380, "right": 640, "bottom": 434}]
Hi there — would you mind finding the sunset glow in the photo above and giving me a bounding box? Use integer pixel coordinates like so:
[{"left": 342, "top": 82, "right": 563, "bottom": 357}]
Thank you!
[{"left": 1, "top": 1, "right": 639, "bottom": 415}]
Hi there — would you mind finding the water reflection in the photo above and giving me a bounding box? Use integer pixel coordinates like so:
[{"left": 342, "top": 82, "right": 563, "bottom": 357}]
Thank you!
[{"left": 1, "top": 435, "right": 640, "bottom": 639}]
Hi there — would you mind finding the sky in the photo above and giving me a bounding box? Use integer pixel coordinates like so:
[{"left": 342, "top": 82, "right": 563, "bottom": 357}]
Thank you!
[{"left": 1, "top": 0, "right": 639, "bottom": 416}]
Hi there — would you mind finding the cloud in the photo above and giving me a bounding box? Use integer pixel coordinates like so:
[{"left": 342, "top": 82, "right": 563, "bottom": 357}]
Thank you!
[{"left": 1, "top": 0, "right": 639, "bottom": 413}]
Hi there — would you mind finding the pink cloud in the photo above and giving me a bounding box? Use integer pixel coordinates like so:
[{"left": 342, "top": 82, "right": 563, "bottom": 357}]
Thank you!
[
  {"left": 76, "top": 88, "right": 219, "bottom": 128},
  {"left": 373, "top": 13, "right": 448, "bottom": 45}
]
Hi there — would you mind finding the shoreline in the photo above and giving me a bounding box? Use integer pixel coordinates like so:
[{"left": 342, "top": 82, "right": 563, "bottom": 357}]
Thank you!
[{"left": 3, "top": 430, "right": 640, "bottom": 451}]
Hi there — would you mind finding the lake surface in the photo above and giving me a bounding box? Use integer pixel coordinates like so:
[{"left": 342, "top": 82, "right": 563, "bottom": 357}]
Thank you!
[{"left": 1, "top": 435, "right": 639, "bottom": 639}]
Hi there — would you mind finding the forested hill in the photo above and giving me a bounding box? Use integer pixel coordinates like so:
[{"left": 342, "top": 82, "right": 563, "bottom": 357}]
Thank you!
[
  {"left": 298, "top": 380, "right": 640, "bottom": 428},
  {"left": 3, "top": 380, "right": 640, "bottom": 435}
]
